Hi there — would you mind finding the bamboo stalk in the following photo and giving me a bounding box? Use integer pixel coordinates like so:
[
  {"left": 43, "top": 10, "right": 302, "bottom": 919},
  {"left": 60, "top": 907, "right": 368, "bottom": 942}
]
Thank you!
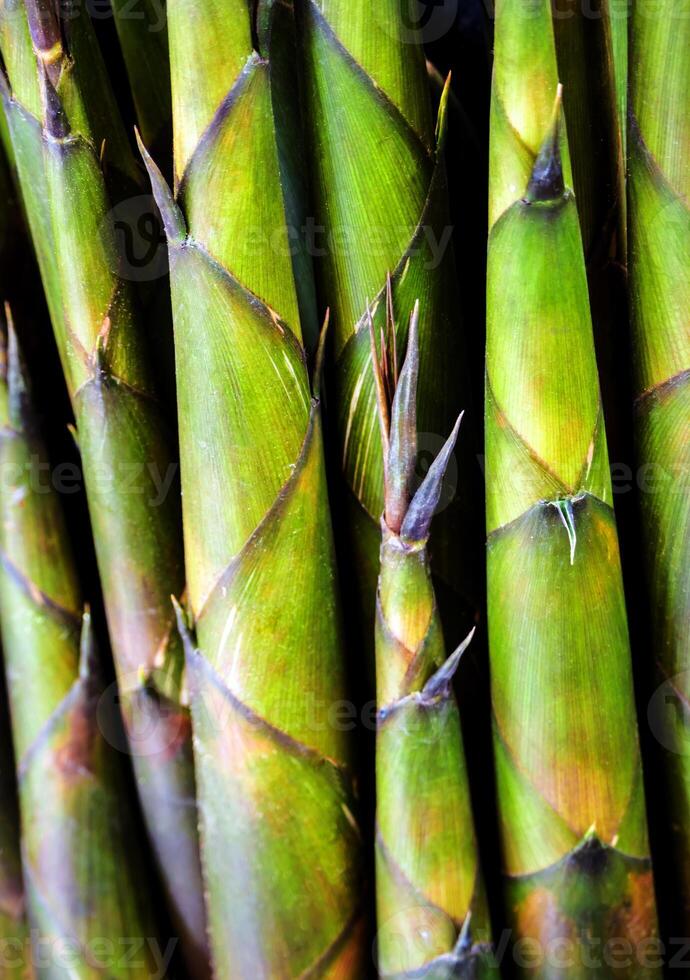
[
  {"left": 486, "top": 1, "right": 659, "bottom": 967},
  {"left": 0, "top": 311, "right": 160, "bottom": 978},
  {"left": 0, "top": 4, "right": 208, "bottom": 971},
  {"left": 140, "top": 0, "right": 364, "bottom": 973},
  {"left": 628, "top": 0, "right": 690, "bottom": 928},
  {"left": 373, "top": 308, "right": 495, "bottom": 978}
]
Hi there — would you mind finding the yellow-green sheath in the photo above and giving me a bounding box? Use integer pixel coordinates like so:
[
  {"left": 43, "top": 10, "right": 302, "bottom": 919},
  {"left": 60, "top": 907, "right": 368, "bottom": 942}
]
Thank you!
[
  {"left": 374, "top": 328, "right": 494, "bottom": 978},
  {"left": 0, "top": 4, "right": 208, "bottom": 971},
  {"left": 142, "top": 0, "right": 363, "bottom": 974},
  {"left": 297, "top": 0, "right": 481, "bottom": 650},
  {"left": 0, "top": 321, "right": 158, "bottom": 978},
  {"left": 628, "top": 0, "right": 690, "bottom": 927},
  {"left": 486, "top": 1, "right": 659, "bottom": 969}
]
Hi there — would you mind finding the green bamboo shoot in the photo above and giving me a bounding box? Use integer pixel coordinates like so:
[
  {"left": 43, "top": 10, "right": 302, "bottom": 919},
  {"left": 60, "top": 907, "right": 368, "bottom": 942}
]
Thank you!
[
  {"left": 628, "top": 0, "right": 690, "bottom": 926},
  {"left": 140, "top": 0, "right": 363, "bottom": 973},
  {"left": 486, "top": 1, "right": 659, "bottom": 968},
  {"left": 373, "top": 307, "right": 495, "bottom": 978},
  {"left": 0, "top": 4, "right": 208, "bottom": 971},
  {"left": 0, "top": 312, "right": 160, "bottom": 978}
]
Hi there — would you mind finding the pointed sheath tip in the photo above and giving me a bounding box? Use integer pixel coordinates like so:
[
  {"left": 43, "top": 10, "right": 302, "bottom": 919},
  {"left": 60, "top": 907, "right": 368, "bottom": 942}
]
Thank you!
[
  {"left": 525, "top": 84, "right": 565, "bottom": 203},
  {"left": 0, "top": 67, "right": 11, "bottom": 108},
  {"left": 6, "top": 308, "right": 24, "bottom": 389},
  {"left": 423, "top": 627, "right": 475, "bottom": 699},
  {"left": 78, "top": 606, "right": 99, "bottom": 682},
  {"left": 369, "top": 301, "right": 391, "bottom": 475},
  {"left": 400, "top": 410, "right": 463, "bottom": 542},
  {"left": 385, "top": 306, "right": 421, "bottom": 532},
  {"left": 435, "top": 70, "right": 452, "bottom": 149},
  {"left": 409, "top": 300, "right": 420, "bottom": 344},
  {"left": 136, "top": 127, "right": 186, "bottom": 244},
  {"left": 313, "top": 309, "right": 330, "bottom": 400},
  {"left": 67, "top": 422, "right": 79, "bottom": 453},
  {"left": 4, "top": 309, "right": 34, "bottom": 432},
  {"left": 172, "top": 595, "right": 197, "bottom": 661},
  {"left": 456, "top": 911, "right": 473, "bottom": 954}
]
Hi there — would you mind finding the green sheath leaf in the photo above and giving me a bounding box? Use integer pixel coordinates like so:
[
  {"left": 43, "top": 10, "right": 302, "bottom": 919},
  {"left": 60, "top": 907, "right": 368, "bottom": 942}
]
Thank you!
[
  {"left": 0, "top": 4, "right": 208, "bottom": 971},
  {"left": 0, "top": 320, "right": 159, "bottom": 978},
  {"left": 373, "top": 327, "right": 495, "bottom": 978},
  {"left": 150, "top": 0, "right": 364, "bottom": 973}
]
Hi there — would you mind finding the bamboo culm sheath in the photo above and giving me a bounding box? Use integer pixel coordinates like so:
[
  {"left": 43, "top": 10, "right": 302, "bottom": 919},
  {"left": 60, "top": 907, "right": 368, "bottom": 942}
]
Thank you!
[
  {"left": 628, "top": 0, "right": 690, "bottom": 929},
  {"left": 373, "top": 306, "right": 496, "bottom": 978},
  {"left": 0, "top": 3, "right": 208, "bottom": 971},
  {"left": 0, "top": 313, "right": 161, "bottom": 978},
  {"left": 141, "top": 0, "right": 364, "bottom": 974},
  {"left": 486, "top": 1, "right": 659, "bottom": 970}
]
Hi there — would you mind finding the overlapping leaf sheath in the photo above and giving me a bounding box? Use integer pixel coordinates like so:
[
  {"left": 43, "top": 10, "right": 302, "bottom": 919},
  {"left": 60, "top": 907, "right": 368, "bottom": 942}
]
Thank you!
[
  {"left": 373, "top": 314, "right": 494, "bottom": 979},
  {"left": 0, "top": 4, "right": 208, "bottom": 971},
  {"left": 0, "top": 318, "right": 159, "bottom": 978},
  {"left": 298, "top": 0, "right": 480, "bottom": 642},
  {"left": 487, "top": 2, "right": 659, "bottom": 968},
  {"left": 140, "top": 0, "right": 363, "bottom": 975},
  {"left": 0, "top": 672, "right": 28, "bottom": 979},
  {"left": 628, "top": 3, "right": 690, "bottom": 926}
]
